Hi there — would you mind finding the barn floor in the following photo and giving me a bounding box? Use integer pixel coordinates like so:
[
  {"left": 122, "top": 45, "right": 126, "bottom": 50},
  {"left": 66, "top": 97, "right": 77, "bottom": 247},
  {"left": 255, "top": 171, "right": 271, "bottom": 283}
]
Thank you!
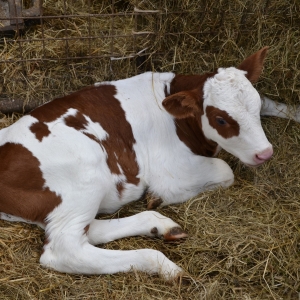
[{"left": 0, "top": 111, "right": 299, "bottom": 299}]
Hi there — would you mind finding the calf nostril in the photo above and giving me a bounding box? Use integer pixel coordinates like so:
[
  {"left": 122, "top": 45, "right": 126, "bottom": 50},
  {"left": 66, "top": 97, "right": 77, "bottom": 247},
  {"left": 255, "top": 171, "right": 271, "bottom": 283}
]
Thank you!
[
  {"left": 255, "top": 147, "right": 273, "bottom": 161},
  {"left": 255, "top": 154, "right": 262, "bottom": 160}
]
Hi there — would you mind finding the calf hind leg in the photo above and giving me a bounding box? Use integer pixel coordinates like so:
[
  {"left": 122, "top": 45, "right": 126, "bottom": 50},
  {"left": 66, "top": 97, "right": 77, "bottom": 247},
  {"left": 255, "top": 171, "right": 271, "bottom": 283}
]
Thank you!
[
  {"left": 40, "top": 225, "right": 183, "bottom": 280},
  {"left": 87, "top": 211, "right": 188, "bottom": 245},
  {"left": 261, "top": 96, "right": 300, "bottom": 122}
]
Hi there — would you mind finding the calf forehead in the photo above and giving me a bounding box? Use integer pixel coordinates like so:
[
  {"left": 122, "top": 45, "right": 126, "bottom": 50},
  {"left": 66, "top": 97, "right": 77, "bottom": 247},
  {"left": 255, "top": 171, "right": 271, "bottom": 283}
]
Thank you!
[{"left": 204, "top": 67, "right": 261, "bottom": 113}]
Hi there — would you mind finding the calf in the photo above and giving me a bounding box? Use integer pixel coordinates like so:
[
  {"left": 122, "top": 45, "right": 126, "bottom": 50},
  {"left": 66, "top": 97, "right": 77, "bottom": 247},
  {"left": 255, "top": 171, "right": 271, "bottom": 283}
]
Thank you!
[{"left": 0, "top": 47, "right": 298, "bottom": 279}]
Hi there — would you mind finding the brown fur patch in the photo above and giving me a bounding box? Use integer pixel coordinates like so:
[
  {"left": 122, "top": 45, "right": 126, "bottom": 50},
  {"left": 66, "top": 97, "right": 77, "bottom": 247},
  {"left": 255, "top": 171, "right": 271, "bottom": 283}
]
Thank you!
[
  {"left": 0, "top": 143, "right": 62, "bottom": 223},
  {"left": 82, "top": 134, "right": 125, "bottom": 197},
  {"left": 41, "top": 236, "right": 50, "bottom": 255},
  {"left": 170, "top": 73, "right": 217, "bottom": 94},
  {"left": 206, "top": 106, "right": 240, "bottom": 139},
  {"left": 175, "top": 117, "right": 219, "bottom": 157},
  {"left": 30, "top": 122, "right": 51, "bottom": 142},
  {"left": 147, "top": 198, "right": 163, "bottom": 210},
  {"left": 83, "top": 132, "right": 100, "bottom": 144},
  {"left": 116, "top": 182, "right": 124, "bottom": 197},
  {"left": 30, "top": 85, "right": 140, "bottom": 189},
  {"left": 84, "top": 224, "right": 90, "bottom": 235},
  {"left": 168, "top": 73, "right": 219, "bottom": 157},
  {"left": 64, "top": 111, "right": 88, "bottom": 130}
]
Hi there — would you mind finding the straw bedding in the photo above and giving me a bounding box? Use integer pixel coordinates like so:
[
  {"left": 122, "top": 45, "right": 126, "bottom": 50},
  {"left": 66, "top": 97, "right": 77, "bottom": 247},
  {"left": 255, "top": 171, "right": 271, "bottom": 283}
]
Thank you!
[{"left": 0, "top": 0, "right": 299, "bottom": 299}]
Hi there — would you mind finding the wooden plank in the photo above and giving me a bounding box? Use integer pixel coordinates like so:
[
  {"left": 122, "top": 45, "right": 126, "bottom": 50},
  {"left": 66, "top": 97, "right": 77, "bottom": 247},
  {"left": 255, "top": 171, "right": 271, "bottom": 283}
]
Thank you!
[
  {"left": 8, "top": 0, "right": 23, "bottom": 26},
  {"left": 0, "top": 98, "right": 41, "bottom": 114}
]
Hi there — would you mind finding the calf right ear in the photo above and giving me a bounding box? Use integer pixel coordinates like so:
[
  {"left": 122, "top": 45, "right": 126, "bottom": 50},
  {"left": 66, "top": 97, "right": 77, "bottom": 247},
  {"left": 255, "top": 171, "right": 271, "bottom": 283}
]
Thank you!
[
  {"left": 162, "top": 90, "right": 202, "bottom": 119},
  {"left": 238, "top": 46, "right": 269, "bottom": 83}
]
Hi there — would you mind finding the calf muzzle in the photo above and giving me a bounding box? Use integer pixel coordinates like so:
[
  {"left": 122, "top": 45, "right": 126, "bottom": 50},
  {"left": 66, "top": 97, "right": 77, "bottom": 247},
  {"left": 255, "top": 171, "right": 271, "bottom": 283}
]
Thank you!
[{"left": 253, "top": 147, "right": 273, "bottom": 165}]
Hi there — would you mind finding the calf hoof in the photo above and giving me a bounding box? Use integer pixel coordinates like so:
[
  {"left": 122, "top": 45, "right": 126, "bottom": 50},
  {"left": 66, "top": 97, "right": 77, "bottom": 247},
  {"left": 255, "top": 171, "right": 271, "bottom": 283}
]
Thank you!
[
  {"left": 147, "top": 197, "right": 163, "bottom": 209},
  {"left": 163, "top": 227, "right": 188, "bottom": 241},
  {"left": 177, "top": 275, "right": 194, "bottom": 286}
]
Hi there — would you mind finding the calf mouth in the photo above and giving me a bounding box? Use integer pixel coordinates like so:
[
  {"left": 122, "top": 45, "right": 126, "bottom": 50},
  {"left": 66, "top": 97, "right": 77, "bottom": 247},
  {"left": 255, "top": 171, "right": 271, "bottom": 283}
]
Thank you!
[
  {"left": 244, "top": 159, "right": 271, "bottom": 168},
  {"left": 244, "top": 162, "right": 264, "bottom": 168}
]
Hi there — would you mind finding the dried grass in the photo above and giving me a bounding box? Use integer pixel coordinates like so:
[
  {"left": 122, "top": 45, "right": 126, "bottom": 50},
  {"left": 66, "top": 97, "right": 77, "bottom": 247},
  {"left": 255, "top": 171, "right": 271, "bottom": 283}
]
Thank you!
[
  {"left": 0, "top": 0, "right": 300, "bottom": 299},
  {"left": 1, "top": 117, "right": 299, "bottom": 299},
  {"left": 0, "top": 0, "right": 299, "bottom": 107}
]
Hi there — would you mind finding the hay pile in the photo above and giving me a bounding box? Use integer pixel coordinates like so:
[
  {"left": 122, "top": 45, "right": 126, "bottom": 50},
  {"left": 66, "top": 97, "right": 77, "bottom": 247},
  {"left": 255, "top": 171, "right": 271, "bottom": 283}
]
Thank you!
[
  {"left": 0, "top": 0, "right": 300, "bottom": 299},
  {"left": 1, "top": 116, "right": 299, "bottom": 299},
  {"left": 0, "top": 0, "right": 299, "bottom": 110}
]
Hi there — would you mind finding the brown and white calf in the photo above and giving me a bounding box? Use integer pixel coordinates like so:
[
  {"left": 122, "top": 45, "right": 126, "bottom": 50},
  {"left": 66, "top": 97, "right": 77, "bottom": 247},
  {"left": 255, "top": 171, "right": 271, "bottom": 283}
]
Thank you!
[{"left": 0, "top": 47, "right": 299, "bottom": 279}]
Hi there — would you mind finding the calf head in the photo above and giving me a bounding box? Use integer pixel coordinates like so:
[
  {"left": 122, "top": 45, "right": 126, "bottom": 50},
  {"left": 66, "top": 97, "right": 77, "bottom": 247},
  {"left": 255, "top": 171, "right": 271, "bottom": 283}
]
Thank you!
[{"left": 163, "top": 47, "right": 273, "bottom": 166}]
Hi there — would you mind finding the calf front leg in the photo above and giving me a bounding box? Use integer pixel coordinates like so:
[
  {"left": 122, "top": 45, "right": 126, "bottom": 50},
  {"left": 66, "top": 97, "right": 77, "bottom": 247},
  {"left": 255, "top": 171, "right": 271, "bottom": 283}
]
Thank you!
[
  {"left": 87, "top": 211, "right": 187, "bottom": 245},
  {"left": 149, "top": 156, "right": 234, "bottom": 207}
]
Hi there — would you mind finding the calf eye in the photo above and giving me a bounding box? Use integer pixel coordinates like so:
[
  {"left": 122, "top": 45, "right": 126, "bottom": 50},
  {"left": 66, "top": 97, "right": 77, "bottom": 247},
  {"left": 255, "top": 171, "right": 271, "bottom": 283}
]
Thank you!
[{"left": 216, "top": 117, "right": 227, "bottom": 126}]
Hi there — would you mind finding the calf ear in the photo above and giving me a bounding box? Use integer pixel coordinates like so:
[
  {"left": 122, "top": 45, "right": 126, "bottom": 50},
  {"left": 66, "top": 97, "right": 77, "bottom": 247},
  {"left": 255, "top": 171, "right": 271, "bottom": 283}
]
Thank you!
[
  {"left": 238, "top": 46, "right": 269, "bottom": 83},
  {"left": 162, "top": 90, "right": 201, "bottom": 119}
]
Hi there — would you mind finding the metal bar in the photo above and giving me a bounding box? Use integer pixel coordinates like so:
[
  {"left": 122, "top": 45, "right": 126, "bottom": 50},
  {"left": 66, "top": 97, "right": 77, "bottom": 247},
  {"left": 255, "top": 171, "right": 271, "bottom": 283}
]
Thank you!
[
  {"left": 0, "top": 52, "right": 163, "bottom": 63},
  {"left": 0, "top": 12, "right": 134, "bottom": 21},
  {"left": 109, "top": 0, "right": 115, "bottom": 75},
  {"left": 133, "top": 3, "right": 137, "bottom": 74},
  {"left": 87, "top": 0, "right": 92, "bottom": 79},
  {"left": 63, "top": 0, "right": 69, "bottom": 67},
  {"left": 1, "top": 34, "right": 149, "bottom": 43},
  {"left": 0, "top": 10, "right": 261, "bottom": 21},
  {"left": 0, "top": 28, "right": 259, "bottom": 44},
  {"left": 2, "top": 34, "right": 268, "bottom": 64}
]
